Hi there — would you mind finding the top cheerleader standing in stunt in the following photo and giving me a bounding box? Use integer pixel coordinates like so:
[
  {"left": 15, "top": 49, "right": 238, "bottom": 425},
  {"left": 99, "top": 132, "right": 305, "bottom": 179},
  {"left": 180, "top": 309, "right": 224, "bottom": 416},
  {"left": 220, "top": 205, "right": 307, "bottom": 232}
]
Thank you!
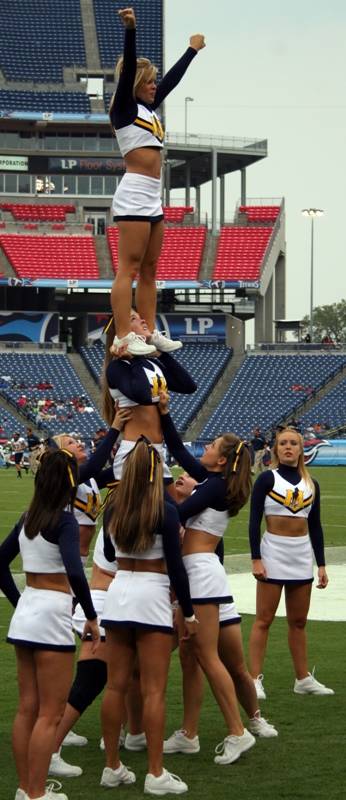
[
  {"left": 248, "top": 426, "right": 334, "bottom": 699},
  {"left": 109, "top": 7, "right": 205, "bottom": 356}
]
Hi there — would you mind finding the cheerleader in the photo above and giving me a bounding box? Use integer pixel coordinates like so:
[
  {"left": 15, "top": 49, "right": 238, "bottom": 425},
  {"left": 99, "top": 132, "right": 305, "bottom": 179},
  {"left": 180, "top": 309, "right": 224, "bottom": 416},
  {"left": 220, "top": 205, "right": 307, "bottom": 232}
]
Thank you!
[
  {"left": 99, "top": 437, "right": 197, "bottom": 795},
  {"left": 109, "top": 7, "right": 205, "bottom": 356},
  {"left": 158, "top": 392, "right": 256, "bottom": 766},
  {"left": 248, "top": 426, "right": 333, "bottom": 698},
  {"left": 164, "top": 473, "right": 277, "bottom": 757},
  {"left": 0, "top": 450, "right": 99, "bottom": 800},
  {"left": 102, "top": 312, "right": 196, "bottom": 487}
]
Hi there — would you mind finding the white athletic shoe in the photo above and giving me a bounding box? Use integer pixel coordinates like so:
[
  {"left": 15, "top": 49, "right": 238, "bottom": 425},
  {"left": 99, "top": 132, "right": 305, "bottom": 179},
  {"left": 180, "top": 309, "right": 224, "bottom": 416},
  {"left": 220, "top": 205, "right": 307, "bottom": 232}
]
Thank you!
[
  {"left": 124, "top": 732, "right": 147, "bottom": 751},
  {"left": 100, "top": 725, "right": 126, "bottom": 751},
  {"left": 144, "top": 768, "right": 188, "bottom": 795},
  {"left": 100, "top": 763, "right": 136, "bottom": 788},
  {"left": 254, "top": 674, "right": 266, "bottom": 700},
  {"left": 148, "top": 329, "right": 183, "bottom": 353},
  {"left": 42, "top": 780, "right": 68, "bottom": 799},
  {"left": 62, "top": 730, "right": 88, "bottom": 747},
  {"left": 248, "top": 712, "right": 278, "bottom": 738},
  {"left": 163, "top": 729, "right": 200, "bottom": 754},
  {"left": 293, "top": 669, "right": 334, "bottom": 695},
  {"left": 14, "top": 790, "right": 28, "bottom": 800},
  {"left": 49, "top": 750, "right": 83, "bottom": 777},
  {"left": 214, "top": 729, "right": 255, "bottom": 765},
  {"left": 111, "top": 332, "right": 156, "bottom": 356}
]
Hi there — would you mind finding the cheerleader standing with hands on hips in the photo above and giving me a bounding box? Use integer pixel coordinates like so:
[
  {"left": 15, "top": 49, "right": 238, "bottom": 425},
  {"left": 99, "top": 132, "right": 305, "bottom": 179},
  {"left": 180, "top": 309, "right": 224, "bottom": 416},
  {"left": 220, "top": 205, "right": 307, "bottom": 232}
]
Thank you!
[{"left": 109, "top": 7, "right": 205, "bottom": 356}]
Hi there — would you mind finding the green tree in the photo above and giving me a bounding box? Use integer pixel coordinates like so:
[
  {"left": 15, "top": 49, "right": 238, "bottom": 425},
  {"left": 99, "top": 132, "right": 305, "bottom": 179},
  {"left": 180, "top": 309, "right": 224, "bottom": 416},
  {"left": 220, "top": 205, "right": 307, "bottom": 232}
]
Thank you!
[{"left": 299, "top": 299, "right": 346, "bottom": 342}]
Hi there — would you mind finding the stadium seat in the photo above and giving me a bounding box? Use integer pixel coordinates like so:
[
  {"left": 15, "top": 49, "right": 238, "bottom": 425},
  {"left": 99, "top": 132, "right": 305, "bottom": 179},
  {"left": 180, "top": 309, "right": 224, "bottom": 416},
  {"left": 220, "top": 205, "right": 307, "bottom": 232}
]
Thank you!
[
  {"left": 0, "top": 234, "right": 99, "bottom": 280},
  {"left": 107, "top": 226, "right": 206, "bottom": 280}
]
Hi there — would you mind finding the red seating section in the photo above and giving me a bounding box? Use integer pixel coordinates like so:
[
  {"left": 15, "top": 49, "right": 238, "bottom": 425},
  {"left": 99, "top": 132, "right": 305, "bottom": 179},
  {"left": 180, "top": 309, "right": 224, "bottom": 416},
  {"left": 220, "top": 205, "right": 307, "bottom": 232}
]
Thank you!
[
  {"left": 0, "top": 234, "right": 99, "bottom": 279},
  {"left": 213, "top": 227, "right": 272, "bottom": 280},
  {"left": 0, "top": 203, "right": 75, "bottom": 221},
  {"left": 239, "top": 205, "right": 280, "bottom": 223},
  {"left": 107, "top": 226, "right": 206, "bottom": 280},
  {"left": 163, "top": 206, "right": 194, "bottom": 223}
]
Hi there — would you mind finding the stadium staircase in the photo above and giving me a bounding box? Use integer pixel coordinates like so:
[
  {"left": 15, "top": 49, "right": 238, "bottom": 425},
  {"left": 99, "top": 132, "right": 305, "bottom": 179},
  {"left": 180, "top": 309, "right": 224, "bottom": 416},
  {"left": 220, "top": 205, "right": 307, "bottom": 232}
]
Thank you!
[
  {"left": 94, "top": 235, "right": 114, "bottom": 279},
  {"left": 0, "top": 394, "right": 41, "bottom": 436},
  {"left": 184, "top": 352, "right": 246, "bottom": 441},
  {"left": 66, "top": 351, "right": 102, "bottom": 414}
]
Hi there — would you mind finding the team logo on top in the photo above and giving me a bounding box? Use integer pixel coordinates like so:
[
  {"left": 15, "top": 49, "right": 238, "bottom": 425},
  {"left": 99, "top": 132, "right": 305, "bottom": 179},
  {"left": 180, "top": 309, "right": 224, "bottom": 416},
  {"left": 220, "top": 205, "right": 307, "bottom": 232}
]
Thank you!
[{"left": 284, "top": 487, "right": 304, "bottom": 512}]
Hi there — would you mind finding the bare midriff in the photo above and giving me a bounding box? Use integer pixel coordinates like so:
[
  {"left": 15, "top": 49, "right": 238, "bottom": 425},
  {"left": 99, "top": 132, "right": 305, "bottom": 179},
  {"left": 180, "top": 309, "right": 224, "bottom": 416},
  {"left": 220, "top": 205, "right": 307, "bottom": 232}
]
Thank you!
[
  {"left": 26, "top": 572, "right": 70, "bottom": 593},
  {"left": 90, "top": 563, "right": 114, "bottom": 591},
  {"left": 117, "top": 556, "right": 167, "bottom": 574},
  {"left": 125, "top": 147, "right": 162, "bottom": 179},
  {"left": 182, "top": 528, "right": 220, "bottom": 556},
  {"left": 123, "top": 405, "right": 163, "bottom": 443},
  {"left": 265, "top": 515, "right": 308, "bottom": 537}
]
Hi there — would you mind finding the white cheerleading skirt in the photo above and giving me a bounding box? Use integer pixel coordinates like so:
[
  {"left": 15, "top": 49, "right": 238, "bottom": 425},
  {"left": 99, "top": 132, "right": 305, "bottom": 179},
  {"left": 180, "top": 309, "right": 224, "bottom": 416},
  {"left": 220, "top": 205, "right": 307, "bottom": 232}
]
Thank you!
[
  {"left": 112, "top": 172, "right": 164, "bottom": 222},
  {"left": 182, "top": 552, "right": 233, "bottom": 605},
  {"left": 7, "top": 586, "right": 75, "bottom": 651},
  {"left": 113, "top": 439, "right": 172, "bottom": 480},
  {"left": 260, "top": 531, "right": 314, "bottom": 585},
  {"left": 219, "top": 600, "right": 241, "bottom": 627},
  {"left": 101, "top": 571, "right": 173, "bottom": 633},
  {"left": 73, "top": 589, "right": 107, "bottom": 641}
]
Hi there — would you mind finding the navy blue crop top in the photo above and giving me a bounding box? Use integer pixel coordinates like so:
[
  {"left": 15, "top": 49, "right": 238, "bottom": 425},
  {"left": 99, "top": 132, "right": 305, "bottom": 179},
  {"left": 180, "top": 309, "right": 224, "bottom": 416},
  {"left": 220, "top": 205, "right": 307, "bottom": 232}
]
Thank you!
[
  {"left": 103, "top": 501, "right": 193, "bottom": 618},
  {"left": 160, "top": 414, "right": 230, "bottom": 529},
  {"left": 106, "top": 352, "right": 197, "bottom": 407},
  {"left": 110, "top": 27, "right": 197, "bottom": 131},
  {"left": 0, "top": 510, "right": 97, "bottom": 619},
  {"left": 249, "top": 464, "right": 325, "bottom": 566}
]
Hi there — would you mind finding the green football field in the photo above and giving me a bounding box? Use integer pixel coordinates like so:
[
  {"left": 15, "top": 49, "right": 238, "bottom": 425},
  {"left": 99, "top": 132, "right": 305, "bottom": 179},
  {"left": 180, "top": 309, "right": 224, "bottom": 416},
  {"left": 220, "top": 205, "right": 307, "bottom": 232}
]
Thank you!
[{"left": 0, "top": 466, "right": 345, "bottom": 799}]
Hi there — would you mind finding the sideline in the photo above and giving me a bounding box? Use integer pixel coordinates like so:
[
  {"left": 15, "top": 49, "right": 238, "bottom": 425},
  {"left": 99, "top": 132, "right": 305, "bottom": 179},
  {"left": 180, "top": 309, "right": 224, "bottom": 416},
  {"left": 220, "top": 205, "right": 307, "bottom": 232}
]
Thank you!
[{"left": 226, "top": 547, "right": 346, "bottom": 622}]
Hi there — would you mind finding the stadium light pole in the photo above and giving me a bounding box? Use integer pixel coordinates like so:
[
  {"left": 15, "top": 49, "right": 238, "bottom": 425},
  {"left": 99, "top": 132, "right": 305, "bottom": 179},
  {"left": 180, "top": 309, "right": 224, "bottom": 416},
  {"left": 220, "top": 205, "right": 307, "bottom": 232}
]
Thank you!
[
  {"left": 301, "top": 208, "right": 324, "bottom": 342},
  {"left": 184, "top": 96, "right": 194, "bottom": 142}
]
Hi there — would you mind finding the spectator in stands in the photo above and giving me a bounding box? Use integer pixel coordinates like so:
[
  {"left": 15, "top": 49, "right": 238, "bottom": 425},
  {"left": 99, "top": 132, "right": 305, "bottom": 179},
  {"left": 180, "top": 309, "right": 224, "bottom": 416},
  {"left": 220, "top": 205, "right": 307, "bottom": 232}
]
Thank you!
[
  {"left": 102, "top": 312, "right": 197, "bottom": 489},
  {"left": 109, "top": 6, "right": 205, "bottom": 357},
  {"left": 26, "top": 427, "right": 42, "bottom": 476},
  {"left": 248, "top": 426, "right": 333, "bottom": 699},
  {"left": 251, "top": 427, "right": 266, "bottom": 474},
  {"left": 10, "top": 432, "right": 27, "bottom": 479},
  {"left": 0, "top": 449, "right": 99, "bottom": 800}
]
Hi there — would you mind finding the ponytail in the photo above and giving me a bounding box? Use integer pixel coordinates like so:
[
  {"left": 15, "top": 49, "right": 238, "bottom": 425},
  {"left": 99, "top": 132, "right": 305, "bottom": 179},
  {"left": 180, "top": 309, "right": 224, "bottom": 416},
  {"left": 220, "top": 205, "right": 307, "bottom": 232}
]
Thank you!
[{"left": 218, "top": 434, "right": 252, "bottom": 517}]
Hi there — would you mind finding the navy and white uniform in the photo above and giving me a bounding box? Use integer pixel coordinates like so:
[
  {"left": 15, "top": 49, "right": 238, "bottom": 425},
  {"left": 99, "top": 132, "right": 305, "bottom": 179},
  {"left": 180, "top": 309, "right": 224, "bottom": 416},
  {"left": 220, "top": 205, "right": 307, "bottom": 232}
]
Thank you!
[
  {"left": 106, "top": 353, "right": 197, "bottom": 482},
  {"left": 101, "top": 503, "right": 193, "bottom": 633},
  {"left": 249, "top": 465, "right": 325, "bottom": 585},
  {"left": 72, "top": 527, "right": 117, "bottom": 642},
  {"left": 110, "top": 27, "right": 197, "bottom": 221},
  {"left": 161, "top": 413, "right": 233, "bottom": 606},
  {"left": 0, "top": 512, "right": 96, "bottom": 651},
  {"left": 11, "top": 436, "right": 26, "bottom": 464}
]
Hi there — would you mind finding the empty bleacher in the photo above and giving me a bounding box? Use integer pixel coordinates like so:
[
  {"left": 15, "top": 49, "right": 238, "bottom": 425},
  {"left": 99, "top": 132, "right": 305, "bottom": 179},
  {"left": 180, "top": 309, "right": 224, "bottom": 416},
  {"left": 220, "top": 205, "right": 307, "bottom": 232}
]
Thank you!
[
  {"left": 0, "top": 234, "right": 99, "bottom": 280},
  {"left": 163, "top": 207, "right": 194, "bottom": 223},
  {"left": 212, "top": 227, "right": 272, "bottom": 281},
  {"left": 94, "top": 0, "right": 163, "bottom": 74},
  {"left": 107, "top": 227, "right": 206, "bottom": 280},
  {"left": 0, "top": 0, "right": 86, "bottom": 83},
  {"left": 0, "top": 204, "right": 76, "bottom": 222},
  {"left": 299, "top": 378, "right": 346, "bottom": 431},
  {"left": 80, "top": 341, "right": 233, "bottom": 431},
  {"left": 0, "top": 91, "right": 91, "bottom": 114},
  {"left": 199, "top": 354, "right": 346, "bottom": 440},
  {"left": 0, "top": 352, "right": 104, "bottom": 438},
  {"left": 239, "top": 205, "right": 280, "bottom": 223}
]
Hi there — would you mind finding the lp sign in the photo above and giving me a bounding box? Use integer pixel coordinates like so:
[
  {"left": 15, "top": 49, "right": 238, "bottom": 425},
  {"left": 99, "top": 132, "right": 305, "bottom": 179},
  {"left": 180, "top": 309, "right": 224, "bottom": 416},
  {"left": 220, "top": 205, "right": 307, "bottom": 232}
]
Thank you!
[{"left": 184, "top": 317, "right": 214, "bottom": 335}]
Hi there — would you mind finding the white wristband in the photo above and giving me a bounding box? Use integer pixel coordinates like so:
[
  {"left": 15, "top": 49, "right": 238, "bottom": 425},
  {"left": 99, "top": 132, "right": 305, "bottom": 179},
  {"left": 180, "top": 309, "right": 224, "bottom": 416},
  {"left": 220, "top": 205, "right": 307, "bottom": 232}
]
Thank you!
[{"left": 184, "top": 614, "right": 197, "bottom": 623}]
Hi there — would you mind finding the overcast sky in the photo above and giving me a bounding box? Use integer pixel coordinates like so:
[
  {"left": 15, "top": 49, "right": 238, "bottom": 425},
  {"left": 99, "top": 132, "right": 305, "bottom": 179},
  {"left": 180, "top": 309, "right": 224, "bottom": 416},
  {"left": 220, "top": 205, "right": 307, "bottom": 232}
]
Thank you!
[{"left": 163, "top": 0, "right": 346, "bottom": 323}]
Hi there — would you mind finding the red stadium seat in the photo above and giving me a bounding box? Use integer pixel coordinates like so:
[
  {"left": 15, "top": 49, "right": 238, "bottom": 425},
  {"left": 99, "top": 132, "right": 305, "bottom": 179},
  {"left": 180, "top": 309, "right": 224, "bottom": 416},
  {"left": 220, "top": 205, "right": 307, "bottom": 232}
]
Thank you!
[{"left": 0, "top": 234, "right": 99, "bottom": 279}]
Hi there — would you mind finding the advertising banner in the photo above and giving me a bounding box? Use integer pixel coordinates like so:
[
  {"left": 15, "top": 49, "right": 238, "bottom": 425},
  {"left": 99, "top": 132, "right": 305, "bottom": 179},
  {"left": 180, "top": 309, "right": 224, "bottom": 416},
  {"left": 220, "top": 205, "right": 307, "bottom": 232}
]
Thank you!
[
  {"left": 0, "top": 312, "right": 59, "bottom": 343},
  {"left": 0, "top": 155, "right": 28, "bottom": 171},
  {"left": 48, "top": 157, "right": 124, "bottom": 175}
]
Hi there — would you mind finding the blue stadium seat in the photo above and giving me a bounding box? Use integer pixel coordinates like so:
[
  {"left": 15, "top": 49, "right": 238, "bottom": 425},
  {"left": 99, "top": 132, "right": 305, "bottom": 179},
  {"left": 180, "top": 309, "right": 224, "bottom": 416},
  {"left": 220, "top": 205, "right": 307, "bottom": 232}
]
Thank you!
[
  {"left": 199, "top": 354, "right": 346, "bottom": 440},
  {"left": 94, "top": 0, "right": 163, "bottom": 74},
  {"left": 0, "top": 90, "right": 91, "bottom": 114},
  {"left": 0, "top": 352, "right": 104, "bottom": 439},
  {"left": 299, "top": 377, "right": 346, "bottom": 430}
]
